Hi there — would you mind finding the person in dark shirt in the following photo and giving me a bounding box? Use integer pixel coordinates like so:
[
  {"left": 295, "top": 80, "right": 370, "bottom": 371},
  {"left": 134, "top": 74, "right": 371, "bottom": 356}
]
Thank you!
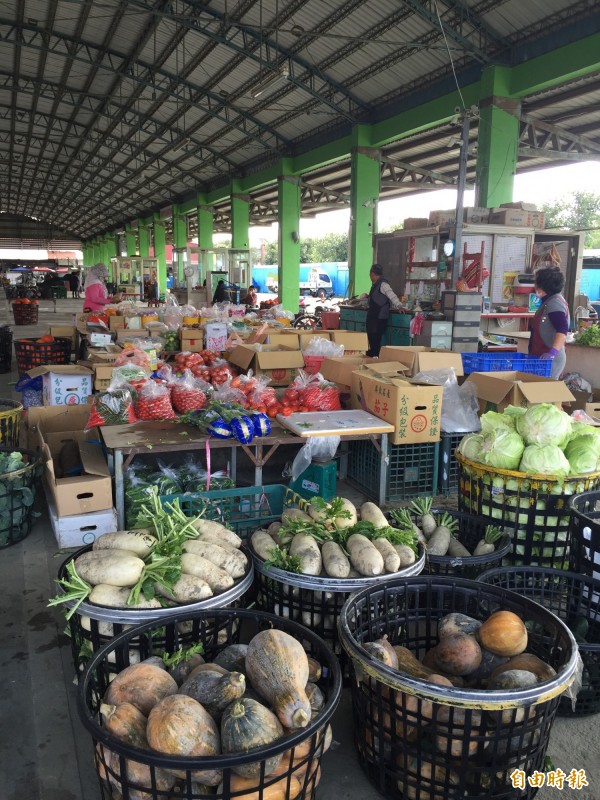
[
  {"left": 366, "top": 264, "right": 402, "bottom": 357},
  {"left": 212, "top": 279, "right": 227, "bottom": 304},
  {"left": 529, "top": 266, "right": 570, "bottom": 380}
]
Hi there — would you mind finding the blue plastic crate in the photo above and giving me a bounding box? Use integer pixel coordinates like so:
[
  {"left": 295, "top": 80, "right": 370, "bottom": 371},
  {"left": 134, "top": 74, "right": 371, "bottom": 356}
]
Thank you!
[
  {"left": 461, "top": 352, "right": 552, "bottom": 377},
  {"left": 160, "top": 484, "right": 307, "bottom": 538}
]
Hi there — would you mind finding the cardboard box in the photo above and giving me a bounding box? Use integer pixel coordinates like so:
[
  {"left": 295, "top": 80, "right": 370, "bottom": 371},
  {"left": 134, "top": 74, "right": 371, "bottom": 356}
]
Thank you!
[
  {"left": 465, "top": 371, "right": 575, "bottom": 414},
  {"left": 108, "top": 315, "right": 126, "bottom": 331},
  {"left": 319, "top": 356, "right": 378, "bottom": 407},
  {"left": 403, "top": 217, "right": 430, "bottom": 230},
  {"left": 89, "top": 332, "right": 112, "bottom": 346},
  {"left": 50, "top": 325, "right": 77, "bottom": 352},
  {"left": 85, "top": 344, "right": 122, "bottom": 364},
  {"left": 298, "top": 331, "right": 332, "bottom": 350},
  {"left": 570, "top": 389, "right": 600, "bottom": 424},
  {"left": 499, "top": 201, "right": 538, "bottom": 212},
  {"left": 228, "top": 344, "right": 305, "bottom": 387},
  {"left": 428, "top": 208, "right": 489, "bottom": 226},
  {"left": 26, "top": 406, "right": 92, "bottom": 450},
  {"left": 27, "top": 365, "right": 93, "bottom": 406},
  {"left": 45, "top": 484, "right": 118, "bottom": 548},
  {"left": 378, "top": 346, "right": 464, "bottom": 377},
  {"left": 351, "top": 363, "right": 442, "bottom": 445},
  {"left": 93, "top": 364, "right": 115, "bottom": 391},
  {"left": 181, "top": 329, "right": 204, "bottom": 353},
  {"left": 267, "top": 332, "right": 300, "bottom": 349},
  {"left": 116, "top": 329, "right": 150, "bottom": 342},
  {"left": 35, "top": 406, "right": 113, "bottom": 515},
  {"left": 489, "top": 209, "right": 545, "bottom": 228},
  {"left": 330, "top": 331, "right": 369, "bottom": 355}
]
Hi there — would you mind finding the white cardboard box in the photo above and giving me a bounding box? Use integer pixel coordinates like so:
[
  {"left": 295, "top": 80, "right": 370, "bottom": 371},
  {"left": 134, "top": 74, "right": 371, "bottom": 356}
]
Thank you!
[
  {"left": 27, "top": 365, "right": 93, "bottom": 406},
  {"left": 45, "top": 482, "right": 117, "bottom": 549}
]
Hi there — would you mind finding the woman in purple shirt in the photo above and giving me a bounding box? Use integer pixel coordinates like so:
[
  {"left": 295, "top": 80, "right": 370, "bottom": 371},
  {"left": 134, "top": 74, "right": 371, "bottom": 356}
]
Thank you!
[{"left": 529, "top": 266, "right": 569, "bottom": 380}]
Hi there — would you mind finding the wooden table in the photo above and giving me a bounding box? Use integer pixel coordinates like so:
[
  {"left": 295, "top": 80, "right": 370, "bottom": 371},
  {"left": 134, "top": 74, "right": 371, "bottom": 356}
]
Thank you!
[
  {"left": 481, "top": 312, "right": 534, "bottom": 332},
  {"left": 101, "top": 420, "right": 392, "bottom": 528}
]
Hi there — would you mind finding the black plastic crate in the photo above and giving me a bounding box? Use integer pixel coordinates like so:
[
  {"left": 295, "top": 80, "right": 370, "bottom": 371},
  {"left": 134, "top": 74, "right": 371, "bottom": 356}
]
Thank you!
[
  {"left": 0, "top": 326, "right": 12, "bottom": 373},
  {"left": 569, "top": 491, "right": 600, "bottom": 580},
  {"left": 438, "top": 431, "right": 475, "bottom": 494},
  {"left": 347, "top": 439, "right": 439, "bottom": 502}
]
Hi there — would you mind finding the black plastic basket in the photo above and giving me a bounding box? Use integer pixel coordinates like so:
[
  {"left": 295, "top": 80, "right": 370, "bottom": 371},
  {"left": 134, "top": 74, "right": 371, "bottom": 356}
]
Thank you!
[
  {"left": 14, "top": 336, "right": 72, "bottom": 375},
  {"left": 12, "top": 302, "right": 39, "bottom": 325},
  {"left": 78, "top": 608, "right": 342, "bottom": 800},
  {"left": 406, "top": 507, "right": 512, "bottom": 579},
  {"left": 0, "top": 446, "right": 42, "bottom": 548},
  {"left": 478, "top": 566, "right": 600, "bottom": 717},
  {"left": 338, "top": 576, "right": 579, "bottom": 800},
  {"left": 0, "top": 325, "right": 12, "bottom": 373},
  {"left": 457, "top": 451, "right": 600, "bottom": 569},
  {"left": 56, "top": 545, "right": 255, "bottom": 676},
  {"left": 0, "top": 399, "right": 22, "bottom": 448},
  {"left": 250, "top": 543, "right": 425, "bottom": 674},
  {"left": 569, "top": 491, "right": 600, "bottom": 580}
]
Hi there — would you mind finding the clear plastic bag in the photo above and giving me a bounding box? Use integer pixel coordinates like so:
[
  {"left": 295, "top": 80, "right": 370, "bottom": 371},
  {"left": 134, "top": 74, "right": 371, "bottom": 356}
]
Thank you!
[
  {"left": 303, "top": 337, "right": 344, "bottom": 357},
  {"left": 291, "top": 435, "right": 341, "bottom": 481},
  {"left": 135, "top": 380, "right": 176, "bottom": 420},
  {"left": 413, "top": 367, "right": 481, "bottom": 433},
  {"left": 171, "top": 369, "right": 211, "bottom": 413},
  {"left": 86, "top": 387, "right": 137, "bottom": 428}
]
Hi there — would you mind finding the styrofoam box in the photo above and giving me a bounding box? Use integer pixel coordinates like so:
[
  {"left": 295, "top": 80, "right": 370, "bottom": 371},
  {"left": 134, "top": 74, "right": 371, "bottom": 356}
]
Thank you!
[{"left": 45, "top": 481, "right": 117, "bottom": 548}]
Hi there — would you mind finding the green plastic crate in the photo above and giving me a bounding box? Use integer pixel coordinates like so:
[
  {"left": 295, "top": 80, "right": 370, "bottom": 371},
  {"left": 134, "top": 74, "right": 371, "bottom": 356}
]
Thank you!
[
  {"left": 347, "top": 439, "right": 439, "bottom": 502},
  {"left": 160, "top": 484, "right": 307, "bottom": 538}
]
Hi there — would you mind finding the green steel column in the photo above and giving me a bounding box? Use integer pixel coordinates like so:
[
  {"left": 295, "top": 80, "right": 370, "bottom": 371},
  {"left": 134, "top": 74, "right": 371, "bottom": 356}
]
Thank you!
[
  {"left": 153, "top": 214, "right": 167, "bottom": 293},
  {"left": 138, "top": 219, "right": 150, "bottom": 258},
  {"left": 125, "top": 224, "right": 137, "bottom": 257},
  {"left": 230, "top": 180, "right": 250, "bottom": 249},
  {"left": 82, "top": 243, "right": 91, "bottom": 266},
  {"left": 173, "top": 205, "right": 187, "bottom": 284},
  {"left": 350, "top": 126, "right": 380, "bottom": 296},
  {"left": 197, "top": 200, "right": 214, "bottom": 249},
  {"left": 278, "top": 171, "right": 301, "bottom": 312},
  {"left": 92, "top": 240, "right": 101, "bottom": 263},
  {"left": 476, "top": 66, "right": 520, "bottom": 208},
  {"left": 103, "top": 235, "right": 117, "bottom": 267}
]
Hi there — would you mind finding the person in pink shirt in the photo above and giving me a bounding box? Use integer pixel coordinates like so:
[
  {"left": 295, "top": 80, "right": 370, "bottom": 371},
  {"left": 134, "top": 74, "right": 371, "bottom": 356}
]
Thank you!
[{"left": 83, "top": 263, "right": 121, "bottom": 311}]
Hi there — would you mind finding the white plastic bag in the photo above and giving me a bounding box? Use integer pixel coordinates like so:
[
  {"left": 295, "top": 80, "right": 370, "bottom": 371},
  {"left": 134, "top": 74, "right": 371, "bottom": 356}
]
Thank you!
[
  {"left": 304, "top": 337, "right": 344, "bottom": 357},
  {"left": 413, "top": 368, "right": 481, "bottom": 433},
  {"left": 291, "top": 435, "right": 341, "bottom": 481}
]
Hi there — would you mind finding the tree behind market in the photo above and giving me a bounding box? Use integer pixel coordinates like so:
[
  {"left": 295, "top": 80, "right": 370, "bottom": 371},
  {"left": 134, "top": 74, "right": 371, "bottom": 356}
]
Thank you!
[{"left": 541, "top": 191, "right": 600, "bottom": 247}]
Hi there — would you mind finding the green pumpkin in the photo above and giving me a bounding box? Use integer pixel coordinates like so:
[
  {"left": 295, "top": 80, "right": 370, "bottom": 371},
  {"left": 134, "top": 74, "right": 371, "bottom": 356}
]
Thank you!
[{"left": 220, "top": 698, "right": 284, "bottom": 777}]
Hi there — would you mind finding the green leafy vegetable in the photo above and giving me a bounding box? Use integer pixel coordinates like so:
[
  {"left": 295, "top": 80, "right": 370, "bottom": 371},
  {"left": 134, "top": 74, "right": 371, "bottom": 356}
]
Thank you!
[
  {"left": 264, "top": 545, "right": 302, "bottom": 573},
  {"left": 47, "top": 561, "right": 92, "bottom": 620},
  {"left": 516, "top": 403, "right": 572, "bottom": 448},
  {"left": 162, "top": 642, "right": 204, "bottom": 668},
  {"left": 519, "top": 444, "right": 570, "bottom": 476}
]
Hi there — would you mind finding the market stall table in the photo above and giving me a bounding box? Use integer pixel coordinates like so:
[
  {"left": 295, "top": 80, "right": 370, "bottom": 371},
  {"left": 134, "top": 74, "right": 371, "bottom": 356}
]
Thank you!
[
  {"left": 481, "top": 312, "right": 534, "bottom": 332},
  {"left": 101, "top": 416, "right": 393, "bottom": 528}
]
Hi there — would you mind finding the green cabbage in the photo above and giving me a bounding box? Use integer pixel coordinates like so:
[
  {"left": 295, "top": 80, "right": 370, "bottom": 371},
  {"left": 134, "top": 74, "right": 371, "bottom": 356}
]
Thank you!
[
  {"left": 480, "top": 429, "right": 525, "bottom": 470},
  {"left": 503, "top": 405, "right": 527, "bottom": 419},
  {"left": 569, "top": 421, "right": 600, "bottom": 442},
  {"left": 458, "top": 433, "right": 484, "bottom": 462},
  {"left": 516, "top": 404, "right": 572, "bottom": 447},
  {"left": 519, "top": 445, "right": 570, "bottom": 476},
  {"left": 564, "top": 434, "right": 600, "bottom": 474},
  {"left": 480, "top": 411, "right": 515, "bottom": 434}
]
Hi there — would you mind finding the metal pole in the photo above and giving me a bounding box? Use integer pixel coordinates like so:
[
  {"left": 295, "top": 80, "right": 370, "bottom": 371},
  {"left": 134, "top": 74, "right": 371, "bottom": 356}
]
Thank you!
[{"left": 452, "top": 113, "right": 471, "bottom": 285}]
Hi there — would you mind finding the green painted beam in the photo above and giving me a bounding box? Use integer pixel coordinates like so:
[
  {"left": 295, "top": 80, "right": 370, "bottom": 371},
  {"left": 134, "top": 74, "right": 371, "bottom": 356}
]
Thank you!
[
  {"left": 350, "top": 126, "right": 379, "bottom": 296},
  {"left": 173, "top": 204, "right": 187, "bottom": 284},
  {"left": 292, "top": 135, "right": 353, "bottom": 175},
  {"left": 231, "top": 180, "right": 250, "bottom": 249},
  {"left": 138, "top": 219, "right": 150, "bottom": 258},
  {"left": 153, "top": 214, "right": 167, "bottom": 293},
  {"left": 510, "top": 32, "right": 600, "bottom": 98},
  {"left": 278, "top": 173, "right": 301, "bottom": 312}
]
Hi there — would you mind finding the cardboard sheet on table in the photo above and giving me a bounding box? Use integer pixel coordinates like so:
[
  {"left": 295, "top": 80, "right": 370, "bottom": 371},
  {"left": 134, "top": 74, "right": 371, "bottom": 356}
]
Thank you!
[{"left": 276, "top": 409, "right": 395, "bottom": 437}]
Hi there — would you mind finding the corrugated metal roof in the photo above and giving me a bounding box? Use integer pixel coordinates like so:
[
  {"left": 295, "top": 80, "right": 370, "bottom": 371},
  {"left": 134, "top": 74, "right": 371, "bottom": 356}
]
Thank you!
[{"left": 0, "top": 0, "right": 598, "bottom": 239}]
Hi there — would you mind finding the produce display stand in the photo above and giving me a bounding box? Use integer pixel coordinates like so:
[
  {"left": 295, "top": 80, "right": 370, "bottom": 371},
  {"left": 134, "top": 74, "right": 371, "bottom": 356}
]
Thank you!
[{"left": 102, "top": 420, "right": 392, "bottom": 528}]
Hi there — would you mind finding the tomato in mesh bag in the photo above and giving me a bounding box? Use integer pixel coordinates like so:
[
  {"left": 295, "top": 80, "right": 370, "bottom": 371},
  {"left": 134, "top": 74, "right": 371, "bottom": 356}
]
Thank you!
[{"left": 135, "top": 381, "right": 176, "bottom": 420}]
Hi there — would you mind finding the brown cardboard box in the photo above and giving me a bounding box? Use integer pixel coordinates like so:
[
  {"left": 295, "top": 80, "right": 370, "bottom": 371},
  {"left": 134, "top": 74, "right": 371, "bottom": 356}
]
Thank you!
[
  {"left": 228, "top": 344, "right": 305, "bottom": 386},
  {"left": 378, "top": 346, "right": 464, "bottom": 377},
  {"left": 489, "top": 209, "right": 545, "bottom": 228},
  {"left": 116, "top": 329, "right": 150, "bottom": 342},
  {"left": 570, "top": 389, "right": 600, "bottom": 425},
  {"left": 27, "top": 365, "right": 93, "bottom": 406},
  {"left": 108, "top": 315, "right": 126, "bottom": 331},
  {"left": 85, "top": 344, "right": 122, "bottom": 364},
  {"left": 77, "top": 361, "right": 115, "bottom": 390},
  {"left": 26, "top": 405, "right": 92, "bottom": 451},
  {"left": 403, "top": 217, "right": 430, "bottom": 230},
  {"left": 319, "top": 356, "right": 378, "bottom": 407},
  {"left": 350, "top": 363, "right": 442, "bottom": 445},
  {"left": 180, "top": 329, "right": 204, "bottom": 353},
  {"left": 465, "top": 371, "right": 575, "bottom": 414},
  {"left": 330, "top": 331, "right": 369, "bottom": 355},
  {"left": 50, "top": 325, "right": 77, "bottom": 352},
  {"left": 428, "top": 208, "right": 489, "bottom": 226},
  {"left": 268, "top": 332, "right": 300, "bottom": 349},
  {"left": 298, "top": 331, "right": 332, "bottom": 350},
  {"left": 32, "top": 406, "right": 113, "bottom": 515}
]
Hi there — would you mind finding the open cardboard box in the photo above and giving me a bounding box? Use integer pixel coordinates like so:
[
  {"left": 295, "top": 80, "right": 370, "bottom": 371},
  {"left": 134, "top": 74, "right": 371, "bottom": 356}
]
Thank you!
[
  {"left": 570, "top": 388, "right": 600, "bottom": 425},
  {"left": 319, "top": 356, "right": 377, "bottom": 408},
  {"left": 465, "top": 371, "right": 575, "bottom": 414},
  {"left": 330, "top": 331, "right": 369, "bottom": 355},
  {"left": 379, "top": 346, "right": 464, "bottom": 377},
  {"left": 350, "top": 362, "right": 441, "bottom": 444},
  {"left": 27, "top": 365, "right": 93, "bottom": 406},
  {"left": 228, "top": 344, "right": 305, "bottom": 386},
  {"left": 298, "top": 331, "right": 332, "bottom": 350},
  {"left": 32, "top": 406, "right": 113, "bottom": 516}
]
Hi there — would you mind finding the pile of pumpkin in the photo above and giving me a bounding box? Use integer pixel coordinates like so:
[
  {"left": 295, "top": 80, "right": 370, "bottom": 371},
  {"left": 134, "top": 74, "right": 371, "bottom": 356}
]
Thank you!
[
  {"left": 96, "top": 629, "right": 332, "bottom": 799},
  {"left": 361, "top": 610, "right": 558, "bottom": 795}
]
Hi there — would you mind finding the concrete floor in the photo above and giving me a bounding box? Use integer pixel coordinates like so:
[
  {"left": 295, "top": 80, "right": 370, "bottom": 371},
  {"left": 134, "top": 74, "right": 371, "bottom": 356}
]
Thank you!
[{"left": 1, "top": 296, "right": 599, "bottom": 800}]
